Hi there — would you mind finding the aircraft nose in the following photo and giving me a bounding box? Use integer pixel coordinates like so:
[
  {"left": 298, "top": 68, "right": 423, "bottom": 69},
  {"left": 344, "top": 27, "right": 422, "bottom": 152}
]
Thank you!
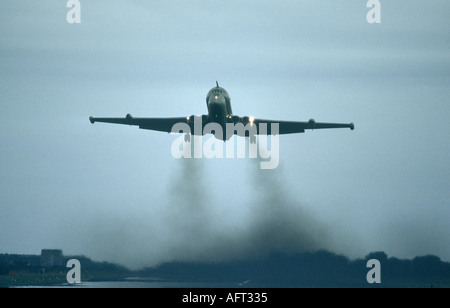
[{"left": 209, "top": 94, "right": 225, "bottom": 105}]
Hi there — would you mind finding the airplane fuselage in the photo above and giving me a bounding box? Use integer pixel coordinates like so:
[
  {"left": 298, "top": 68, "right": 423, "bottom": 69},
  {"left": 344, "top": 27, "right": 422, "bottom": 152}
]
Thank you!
[
  {"left": 206, "top": 83, "right": 233, "bottom": 125},
  {"left": 202, "top": 83, "right": 256, "bottom": 141}
]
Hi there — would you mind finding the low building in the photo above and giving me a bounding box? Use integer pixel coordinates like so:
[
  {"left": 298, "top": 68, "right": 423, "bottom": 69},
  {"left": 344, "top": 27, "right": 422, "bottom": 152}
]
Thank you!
[{"left": 40, "top": 249, "right": 64, "bottom": 267}]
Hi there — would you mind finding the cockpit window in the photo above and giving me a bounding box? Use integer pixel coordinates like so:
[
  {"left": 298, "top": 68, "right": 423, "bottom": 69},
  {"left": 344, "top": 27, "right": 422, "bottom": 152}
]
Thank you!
[{"left": 207, "top": 88, "right": 228, "bottom": 100}]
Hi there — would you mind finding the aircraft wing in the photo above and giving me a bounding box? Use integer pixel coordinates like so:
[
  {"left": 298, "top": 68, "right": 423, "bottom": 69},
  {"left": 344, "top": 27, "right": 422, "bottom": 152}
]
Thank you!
[
  {"left": 89, "top": 114, "right": 354, "bottom": 136},
  {"left": 250, "top": 118, "right": 354, "bottom": 135},
  {"left": 89, "top": 114, "right": 189, "bottom": 133}
]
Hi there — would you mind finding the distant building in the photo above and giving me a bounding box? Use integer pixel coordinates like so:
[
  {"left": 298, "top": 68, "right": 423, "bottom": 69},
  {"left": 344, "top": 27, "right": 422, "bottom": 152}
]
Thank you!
[{"left": 40, "top": 249, "right": 63, "bottom": 267}]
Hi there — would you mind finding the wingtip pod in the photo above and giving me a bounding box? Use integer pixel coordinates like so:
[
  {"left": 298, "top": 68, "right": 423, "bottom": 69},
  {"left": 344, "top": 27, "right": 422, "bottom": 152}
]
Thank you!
[
  {"left": 350, "top": 123, "right": 355, "bottom": 130},
  {"left": 89, "top": 116, "right": 95, "bottom": 124}
]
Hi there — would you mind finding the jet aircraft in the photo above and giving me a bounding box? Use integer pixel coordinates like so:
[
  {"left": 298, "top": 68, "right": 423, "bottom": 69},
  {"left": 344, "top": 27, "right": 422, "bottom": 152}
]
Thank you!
[{"left": 89, "top": 82, "right": 354, "bottom": 143}]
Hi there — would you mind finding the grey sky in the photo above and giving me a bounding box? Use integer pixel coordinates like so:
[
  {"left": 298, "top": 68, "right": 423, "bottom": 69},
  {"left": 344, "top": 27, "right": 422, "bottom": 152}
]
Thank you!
[{"left": 1, "top": 1, "right": 449, "bottom": 269}]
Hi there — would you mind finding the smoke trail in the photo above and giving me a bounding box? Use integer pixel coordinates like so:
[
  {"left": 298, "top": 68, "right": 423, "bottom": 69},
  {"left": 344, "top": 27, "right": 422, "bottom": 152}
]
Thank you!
[
  {"left": 157, "top": 139, "right": 333, "bottom": 264},
  {"left": 77, "top": 137, "right": 350, "bottom": 269},
  {"left": 223, "top": 154, "right": 332, "bottom": 259}
]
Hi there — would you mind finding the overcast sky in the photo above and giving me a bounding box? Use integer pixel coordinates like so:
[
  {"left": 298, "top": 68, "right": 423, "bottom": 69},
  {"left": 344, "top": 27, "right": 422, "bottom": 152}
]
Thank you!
[{"left": 1, "top": 1, "right": 449, "bottom": 269}]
